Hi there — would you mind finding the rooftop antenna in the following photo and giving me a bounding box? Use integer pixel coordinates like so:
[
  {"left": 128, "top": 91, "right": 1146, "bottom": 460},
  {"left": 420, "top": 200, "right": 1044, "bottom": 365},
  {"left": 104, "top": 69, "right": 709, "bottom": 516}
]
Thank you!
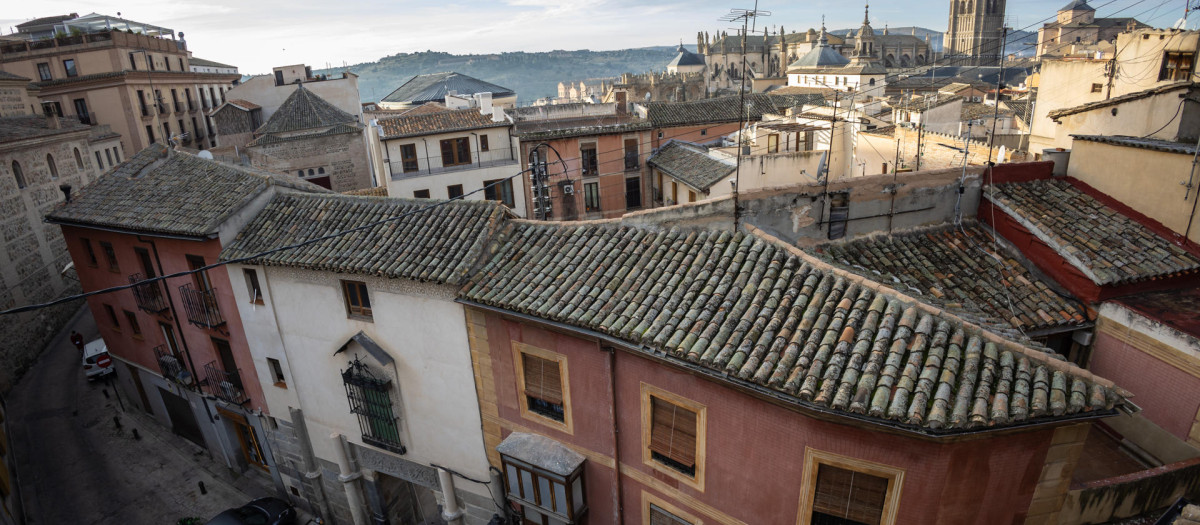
[{"left": 720, "top": 2, "right": 770, "bottom": 231}]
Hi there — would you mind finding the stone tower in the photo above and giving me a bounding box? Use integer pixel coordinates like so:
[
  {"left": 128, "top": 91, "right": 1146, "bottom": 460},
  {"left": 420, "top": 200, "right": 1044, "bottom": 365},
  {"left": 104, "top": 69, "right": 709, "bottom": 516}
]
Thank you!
[{"left": 944, "top": 0, "right": 1007, "bottom": 66}]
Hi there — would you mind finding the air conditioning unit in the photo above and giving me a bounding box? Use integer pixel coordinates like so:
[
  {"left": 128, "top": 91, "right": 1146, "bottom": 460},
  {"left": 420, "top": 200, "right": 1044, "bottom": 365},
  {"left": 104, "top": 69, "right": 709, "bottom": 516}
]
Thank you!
[
  {"left": 220, "top": 380, "right": 238, "bottom": 399},
  {"left": 562, "top": 185, "right": 575, "bottom": 195}
]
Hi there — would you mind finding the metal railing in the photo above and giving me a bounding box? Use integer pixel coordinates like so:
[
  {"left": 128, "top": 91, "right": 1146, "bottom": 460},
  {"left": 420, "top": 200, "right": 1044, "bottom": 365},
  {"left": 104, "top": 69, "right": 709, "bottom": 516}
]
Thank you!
[
  {"left": 154, "top": 345, "right": 188, "bottom": 383},
  {"left": 389, "top": 148, "right": 517, "bottom": 180},
  {"left": 625, "top": 152, "right": 640, "bottom": 171},
  {"left": 178, "top": 283, "right": 224, "bottom": 329},
  {"left": 204, "top": 361, "right": 248, "bottom": 404},
  {"left": 129, "top": 273, "right": 169, "bottom": 313}
]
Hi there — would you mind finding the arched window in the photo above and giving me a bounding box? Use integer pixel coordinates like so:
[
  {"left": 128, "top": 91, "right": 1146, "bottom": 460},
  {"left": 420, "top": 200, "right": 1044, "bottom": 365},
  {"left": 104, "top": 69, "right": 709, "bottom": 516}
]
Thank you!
[
  {"left": 297, "top": 170, "right": 304, "bottom": 177},
  {"left": 307, "top": 169, "right": 314, "bottom": 176},
  {"left": 318, "top": 167, "right": 325, "bottom": 174},
  {"left": 47, "top": 154, "right": 58, "bottom": 179},
  {"left": 12, "top": 161, "right": 26, "bottom": 189},
  {"left": 869, "top": 78, "right": 876, "bottom": 86},
  {"left": 74, "top": 148, "right": 84, "bottom": 170}
]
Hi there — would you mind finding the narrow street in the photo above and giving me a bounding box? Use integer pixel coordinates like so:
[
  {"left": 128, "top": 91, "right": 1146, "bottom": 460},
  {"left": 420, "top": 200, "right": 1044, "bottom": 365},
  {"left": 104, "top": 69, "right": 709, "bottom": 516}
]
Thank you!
[{"left": 8, "top": 306, "right": 272, "bottom": 524}]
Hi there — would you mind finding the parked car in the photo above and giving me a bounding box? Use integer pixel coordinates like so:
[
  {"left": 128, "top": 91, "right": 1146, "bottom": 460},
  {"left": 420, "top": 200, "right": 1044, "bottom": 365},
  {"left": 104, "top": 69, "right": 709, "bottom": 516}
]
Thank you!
[
  {"left": 206, "top": 497, "right": 296, "bottom": 525},
  {"left": 81, "top": 339, "right": 114, "bottom": 380}
]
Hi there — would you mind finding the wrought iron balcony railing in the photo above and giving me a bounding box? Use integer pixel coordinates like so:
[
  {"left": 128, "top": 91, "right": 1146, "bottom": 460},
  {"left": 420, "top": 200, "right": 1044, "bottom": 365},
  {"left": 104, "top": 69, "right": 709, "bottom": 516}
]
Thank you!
[
  {"left": 204, "top": 361, "right": 248, "bottom": 405},
  {"left": 154, "top": 345, "right": 190, "bottom": 384},
  {"left": 178, "top": 283, "right": 224, "bottom": 329},
  {"left": 129, "top": 273, "right": 169, "bottom": 313}
]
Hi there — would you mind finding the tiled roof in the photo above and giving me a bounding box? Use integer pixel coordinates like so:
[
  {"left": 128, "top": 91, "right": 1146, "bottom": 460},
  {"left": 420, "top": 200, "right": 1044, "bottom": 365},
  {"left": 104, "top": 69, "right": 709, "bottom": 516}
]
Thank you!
[
  {"left": 365, "top": 102, "right": 448, "bottom": 121},
  {"left": 962, "top": 102, "right": 1013, "bottom": 121},
  {"left": 986, "top": 179, "right": 1200, "bottom": 286},
  {"left": 646, "top": 141, "right": 735, "bottom": 192},
  {"left": 255, "top": 85, "right": 356, "bottom": 134},
  {"left": 0, "top": 71, "right": 30, "bottom": 81},
  {"left": 188, "top": 57, "right": 236, "bottom": 69},
  {"left": 223, "top": 99, "right": 260, "bottom": 111},
  {"left": 862, "top": 124, "right": 896, "bottom": 137},
  {"left": 1071, "top": 134, "right": 1198, "bottom": 155},
  {"left": 644, "top": 94, "right": 821, "bottom": 128},
  {"left": 817, "top": 222, "right": 1087, "bottom": 334},
  {"left": 1003, "top": 100, "right": 1033, "bottom": 121},
  {"left": 247, "top": 123, "right": 361, "bottom": 147},
  {"left": 462, "top": 222, "right": 1123, "bottom": 433},
  {"left": 46, "top": 144, "right": 331, "bottom": 237},
  {"left": 381, "top": 72, "right": 515, "bottom": 105},
  {"left": 0, "top": 115, "right": 91, "bottom": 143},
  {"left": 377, "top": 108, "right": 508, "bottom": 140},
  {"left": 342, "top": 186, "right": 389, "bottom": 197},
  {"left": 513, "top": 116, "right": 650, "bottom": 141},
  {"left": 220, "top": 193, "right": 509, "bottom": 286},
  {"left": 1047, "top": 82, "right": 1196, "bottom": 120}
]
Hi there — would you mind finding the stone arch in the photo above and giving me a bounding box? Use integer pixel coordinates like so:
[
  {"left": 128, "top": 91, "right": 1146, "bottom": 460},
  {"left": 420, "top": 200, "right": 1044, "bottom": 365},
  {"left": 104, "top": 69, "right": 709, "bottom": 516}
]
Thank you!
[
  {"left": 11, "top": 160, "right": 25, "bottom": 189},
  {"left": 916, "top": 54, "right": 926, "bottom": 65},
  {"left": 47, "top": 154, "right": 58, "bottom": 179},
  {"left": 885, "top": 54, "right": 895, "bottom": 67},
  {"left": 901, "top": 54, "right": 911, "bottom": 67}
]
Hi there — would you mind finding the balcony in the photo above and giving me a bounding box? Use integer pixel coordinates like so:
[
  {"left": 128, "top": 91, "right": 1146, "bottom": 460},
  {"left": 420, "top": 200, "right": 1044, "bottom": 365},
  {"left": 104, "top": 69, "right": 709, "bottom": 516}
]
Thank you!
[
  {"left": 625, "top": 153, "right": 640, "bottom": 171},
  {"left": 178, "top": 283, "right": 224, "bottom": 329},
  {"left": 389, "top": 148, "right": 517, "bottom": 181},
  {"left": 174, "top": 102, "right": 183, "bottom": 114},
  {"left": 204, "top": 361, "right": 248, "bottom": 405},
  {"left": 154, "top": 345, "right": 190, "bottom": 384},
  {"left": 129, "top": 273, "right": 169, "bottom": 313}
]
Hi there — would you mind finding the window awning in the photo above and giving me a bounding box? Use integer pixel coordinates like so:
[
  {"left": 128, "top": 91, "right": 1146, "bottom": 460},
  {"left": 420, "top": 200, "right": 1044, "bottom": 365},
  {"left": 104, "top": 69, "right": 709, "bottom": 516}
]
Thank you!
[{"left": 497, "top": 432, "right": 584, "bottom": 477}]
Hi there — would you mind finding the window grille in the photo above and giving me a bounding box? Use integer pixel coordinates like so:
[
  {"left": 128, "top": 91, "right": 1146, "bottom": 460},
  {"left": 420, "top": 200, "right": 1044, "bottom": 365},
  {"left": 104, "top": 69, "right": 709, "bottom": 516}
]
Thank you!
[{"left": 342, "top": 356, "right": 405, "bottom": 454}]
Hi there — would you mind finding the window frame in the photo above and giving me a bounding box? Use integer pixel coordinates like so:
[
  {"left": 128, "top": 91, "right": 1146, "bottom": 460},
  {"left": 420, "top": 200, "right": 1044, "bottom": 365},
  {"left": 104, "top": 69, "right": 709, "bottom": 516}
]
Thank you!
[
  {"left": 267, "top": 357, "right": 286, "bottom": 387},
  {"left": 341, "top": 280, "right": 373, "bottom": 320},
  {"left": 46, "top": 154, "right": 58, "bottom": 179},
  {"left": 399, "top": 143, "right": 419, "bottom": 173},
  {"left": 512, "top": 341, "right": 573, "bottom": 434},
  {"left": 36, "top": 62, "right": 51, "bottom": 81},
  {"left": 243, "top": 268, "right": 264, "bottom": 305},
  {"left": 640, "top": 382, "right": 706, "bottom": 491},
  {"left": 501, "top": 453, "right": 587, "bottom": 524},
  {"left": 580, "top": 142, "right": 598, "bottom": 175},
  {"left": 63, "top": 59, "right": 77, "bottom": 78},
  {"left": 103, "top": 304, "right": 121, "bottom": 331},
  {"left": 642, "top": 491, "right": 701, "bottom": 525},
  {"left": 439, "top": 137, "right": 472, "bottom": 167},
  {"left": 479, "top": 134, "right": 489, "bottom": 152},
  {"left": 484, "top": 178, "right": 515, "bottom": 208},
  {"left": 81, "top": 238, "right": 98, "bottom": 267},
  {"left": 1160, "top": 51, "right": 1195, "bottom": 82},
  {"left": 794, "top": 448, "right": 905, "bottom": 525},
  {"left": 123, "top": 310, "right": 143, "bottom": 338},
  {"left": 341, "top": 356, "right": 404, "bottom": 454},
  {"left": 584, "top": 181, "right": 601, "bottom": 212},
  {"left": 99, "top": 241, "right": 119, "bottom": 272}
]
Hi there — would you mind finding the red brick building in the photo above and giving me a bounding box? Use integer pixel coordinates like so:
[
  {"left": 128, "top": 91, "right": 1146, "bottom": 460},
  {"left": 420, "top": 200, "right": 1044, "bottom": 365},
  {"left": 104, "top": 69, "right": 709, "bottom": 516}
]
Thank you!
[
  {"left": 458, "top": 220, "right": 1126, "bottom": 525},
  {"left": 46, "top": 144, "right": 328, "bottom": 478}
]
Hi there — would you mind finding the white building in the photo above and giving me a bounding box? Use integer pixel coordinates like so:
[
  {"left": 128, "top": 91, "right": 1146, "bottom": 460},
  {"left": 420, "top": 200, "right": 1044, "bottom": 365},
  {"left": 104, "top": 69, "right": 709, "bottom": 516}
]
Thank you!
[
  {"left": 786, "top": 13, "right": 887, "bottom": 99},
  {"left": 220, "top": 193, "right": 512, "bottom": 525},
  {"left": 373, "top": 96, "right": 527, "bottom": 216},
  {"left": 189, "top": 57, "right": 238, "bottom": 75}
]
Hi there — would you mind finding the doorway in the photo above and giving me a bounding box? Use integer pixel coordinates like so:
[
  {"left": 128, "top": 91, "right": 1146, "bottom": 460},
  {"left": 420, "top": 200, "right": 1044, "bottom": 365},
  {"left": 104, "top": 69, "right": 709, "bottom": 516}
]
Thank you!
[
  {"left": 217, "top": 407, "right": 267, "bottom": 471},
  {"left": 158, "top": 387, "right": 204, "bottom": 447},
  {"left": 377, "top": 472, "right": 444, "bottom": 525}
]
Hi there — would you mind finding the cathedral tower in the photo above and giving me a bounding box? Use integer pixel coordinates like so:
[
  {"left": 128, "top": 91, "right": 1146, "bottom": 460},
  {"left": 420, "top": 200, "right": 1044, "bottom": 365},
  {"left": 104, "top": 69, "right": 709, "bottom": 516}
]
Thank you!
[{"left": 944, "top": 0, "right": 1007, "bottom": 66}]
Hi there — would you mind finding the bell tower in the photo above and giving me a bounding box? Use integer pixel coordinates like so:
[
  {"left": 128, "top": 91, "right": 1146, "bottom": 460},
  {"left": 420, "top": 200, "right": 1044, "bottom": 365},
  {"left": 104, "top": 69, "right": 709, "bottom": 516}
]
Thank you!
[{"left": 944, "top": 0, "right": 1007, "bottom": 66}]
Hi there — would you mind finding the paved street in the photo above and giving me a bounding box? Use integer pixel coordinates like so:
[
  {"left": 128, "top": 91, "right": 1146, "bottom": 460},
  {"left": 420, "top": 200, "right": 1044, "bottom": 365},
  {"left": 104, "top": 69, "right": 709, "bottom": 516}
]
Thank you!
[{"left": 8, "top": 306, "right": 278, "bottom": 524}]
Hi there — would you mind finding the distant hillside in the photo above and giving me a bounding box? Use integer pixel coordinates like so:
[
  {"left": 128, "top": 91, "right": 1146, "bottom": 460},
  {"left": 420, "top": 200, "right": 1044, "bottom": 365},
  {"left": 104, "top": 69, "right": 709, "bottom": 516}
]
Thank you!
[{"left": 316, "top": 48, "right": 680, "bottom": 105}]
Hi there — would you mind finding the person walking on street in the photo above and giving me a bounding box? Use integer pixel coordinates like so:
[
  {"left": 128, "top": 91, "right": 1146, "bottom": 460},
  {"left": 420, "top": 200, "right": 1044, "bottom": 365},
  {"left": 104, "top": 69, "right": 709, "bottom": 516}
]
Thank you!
[{"left": 70, "top": 330, "right": 84, "bottom": 352}]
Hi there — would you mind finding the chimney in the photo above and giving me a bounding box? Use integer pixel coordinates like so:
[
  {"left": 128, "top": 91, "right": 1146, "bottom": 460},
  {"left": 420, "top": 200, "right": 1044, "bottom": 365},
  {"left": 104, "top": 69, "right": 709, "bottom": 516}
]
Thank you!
[
  {"left": 59, "top": 183, "right": 72, "bottom": 203},
  {"left": 476, "top": 92, "right": 493, "bottom": 116},
  {"left": 45, "top": 114, "right": 61, "bottom": 130},
  {"left": 492, "top": 106, "right": 505, "bottom": 123}
]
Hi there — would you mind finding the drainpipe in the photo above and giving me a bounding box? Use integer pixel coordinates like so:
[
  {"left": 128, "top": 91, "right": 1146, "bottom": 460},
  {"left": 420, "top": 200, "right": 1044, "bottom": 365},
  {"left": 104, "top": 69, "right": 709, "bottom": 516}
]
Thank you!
[
  {"left": 331, "top": 433, "right": 368, "bottom": 525},
  {"left": 291, "top": 408, "right": 335, "bottom": 523},
  {"left": 437, "top": 468, "right": 465, "bottom": 525},
  {"left": 422, "top": 138, "right": 432, "bottom": 174},
  {"left": 471, "top": 132, "right": 481, "bottom": 168},
  {"left": 604, "top": 345, "right": 625, "bottom": 525}
]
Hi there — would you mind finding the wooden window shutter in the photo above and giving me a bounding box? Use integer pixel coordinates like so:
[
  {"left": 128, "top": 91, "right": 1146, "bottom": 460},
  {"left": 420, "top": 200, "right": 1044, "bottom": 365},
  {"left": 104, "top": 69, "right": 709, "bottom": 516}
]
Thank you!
[
  {"left": 649, "top": 504, "right": 692, "bottom": 525},
  {"left": 522, "top": 353, "right": 563, "bottom": 405},
  {"left": 649, "top": 397, "right": 697, "bottom": 468},
  {"left": 812, "top": 464, "right": 888, "bottom": 525}
]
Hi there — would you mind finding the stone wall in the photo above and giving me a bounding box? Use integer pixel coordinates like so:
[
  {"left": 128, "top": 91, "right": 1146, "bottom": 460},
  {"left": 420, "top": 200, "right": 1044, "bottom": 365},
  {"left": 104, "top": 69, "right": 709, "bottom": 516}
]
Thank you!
[
  {"left": 889, "top": 126, "right": 1032, "bottom": 171},
  {"left": 248, "top": 130, "right": 371, "bottom": 192},
  {"left": 0, "top": 130, "right": 100, "bottom": 393},
  {"left": 1058, "top": 457, "right": 1200, "bottom": 524}
]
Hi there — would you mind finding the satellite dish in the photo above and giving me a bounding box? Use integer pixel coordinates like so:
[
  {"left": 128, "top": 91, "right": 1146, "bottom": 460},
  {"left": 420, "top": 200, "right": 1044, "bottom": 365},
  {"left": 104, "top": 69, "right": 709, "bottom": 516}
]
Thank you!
[
  {"left": 998, "top": 145, "right": 1007, "bottom": 163},
  {"left": 197, "top": 150, "right": 214, "bottom": 159}
]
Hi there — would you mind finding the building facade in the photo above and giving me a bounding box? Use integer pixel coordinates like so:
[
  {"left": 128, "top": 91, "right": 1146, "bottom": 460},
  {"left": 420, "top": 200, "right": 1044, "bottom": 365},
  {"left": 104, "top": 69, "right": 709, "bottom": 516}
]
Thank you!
[{"left": 943, "top": 0, "right": 1007, "bottom": 66}]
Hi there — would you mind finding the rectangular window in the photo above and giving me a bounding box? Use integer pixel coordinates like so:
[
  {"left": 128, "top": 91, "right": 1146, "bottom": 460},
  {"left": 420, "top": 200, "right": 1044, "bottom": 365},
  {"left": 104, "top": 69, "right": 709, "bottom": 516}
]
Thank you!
[
  {"left": 63, "top": 59, "right": 77, "bottom": 77},
  {"left": 36, "top": 63, "right": 51, "bottom": 81},
  {"left": 243, "top": 269, "right": 263, "bottom": 304},
  {"left": 641, "top": 384, "right": 705, "bottom": 490},
  {"left": 1160, "top": 52, "right": 1195, "bottom": 81},
  {"left": 178, "top": 58, "right": 184, "bottom": 71},
  {"left": 768, "top": 133, "right": 780, "bottom": 153},
  {"left": 154, "top": 89, "right": 163, "bottom": 114},
  {"left": 103, "top": 304, "right": 120, "bottom": 330},
  {"left": 584, "top": 182, "right": 601, "bottom": 212},
  {"left": 689, "top": 191, "right": 697, "bottom": 203},
  {"left": 580, "top": 143, "right": 598, "bottom": 175},
  {"left": 41, "top": 101, "right": 62, "bottom": 117},
  {"left": 82, "top": 238, "right": 98, "bottom": 267},
  {"left": 162, "top": 122, "right": 171, "bottom": 141},
  {"left": 73, "top": 98, "right": 89, "bottom": 123},
  {"left": 479, "top": 134, "right": 489, "bottom": 151},
  {"left": 624, "top": 138, "right": 639, "bottom": 169},
  {"left": 522, "top": 353, "right": 564, "bottom": 421},
  {"left": 439, "top": 137, "right": 471, "bottom": 166},
  {"left": 1090, "top": 83, "right": 1103, "bottom": 93},
  {"left": 447, "top": 184, "right": 464, "bottom": 199},
  {"left": 112, "top": 147, "right": 120, "bottom": 162},
  {"left": 400, "top": 144, "right": 419, "bottom": 173},
  {"left": 268, "top": 358, "right": 286, "bottom": 385},
  {"left": 95, "top": 151, "right": 104, "bottom": 168},
  {"left": 186, "top": 255, "right": 212, "bottom": 291},
  {"left": 123, "top": 310, "right": 142, "bottom": 337},
  {"left": 649, "top": 504, "right": 693, "bottom": 525},
  {"left": 483, "top": 179, "right": 515, "bottom": 208},
  {"left": 137, "top": 90, "right": 148, "bottom": 117},
  {"left": 413, "top": 189, "right": 431, "bottom": 199},
  {"left": 502, "top": 456, "right": 586, "bottom": 523},
  {"left": 99, "top": 242, "right": 119, "bottom": 272},
  {"left": 149, "top": 55, "right": 156, "bottom": 71},
  {"left": 342, "top": 280, "right": 372, "bottom": 319},
  {"left": 129, "top": 52, "right": 138, "bottom": 70},
  {"left": 146, "top": 125, "right": 155, "bottom": 144},
  {"left": 342, "top": 357, "right": 403, "bottom": 453},
  {"left": 799, "top": 449, "right": 905, "bottom": 525},
  {"left": 626, "top": 176, "right": 642, "bottom": 210},
  {"left": 164, "top": 57, "right": 171, "bottom": 71}
]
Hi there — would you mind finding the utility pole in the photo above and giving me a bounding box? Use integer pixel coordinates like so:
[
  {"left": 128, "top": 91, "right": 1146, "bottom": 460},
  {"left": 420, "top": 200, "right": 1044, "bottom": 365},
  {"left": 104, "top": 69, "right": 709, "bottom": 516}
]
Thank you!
[{"left": 720, "top": 3, "right": 770, "bottom": 230}]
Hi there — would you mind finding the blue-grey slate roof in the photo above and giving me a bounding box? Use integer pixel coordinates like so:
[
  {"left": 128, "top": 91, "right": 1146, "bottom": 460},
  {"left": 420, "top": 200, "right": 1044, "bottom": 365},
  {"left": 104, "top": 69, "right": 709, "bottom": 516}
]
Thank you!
[{"left": 381, "top": 72, "right": 515, "bottom": 105}]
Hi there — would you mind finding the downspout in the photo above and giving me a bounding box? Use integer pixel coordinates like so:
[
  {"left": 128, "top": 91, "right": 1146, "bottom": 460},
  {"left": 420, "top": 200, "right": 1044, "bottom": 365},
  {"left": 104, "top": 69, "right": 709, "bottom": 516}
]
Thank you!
[
  {"left": 331, "top": 433, "right": 368, "bottom": 525},
  {"left": 437, "top": 468, "right": 465, "bottom": 525},
  {"left": 422, "top": 138, "right": 431, "bottom": 175},
  {"left": 137, "top": 235, "right": 210, "bottom": 424},
  {"left": 471, "top": 132, "right": 481, "bottom": 168},
  {"left": 604, "top": 345, "right": 625, "bottom": 524}
]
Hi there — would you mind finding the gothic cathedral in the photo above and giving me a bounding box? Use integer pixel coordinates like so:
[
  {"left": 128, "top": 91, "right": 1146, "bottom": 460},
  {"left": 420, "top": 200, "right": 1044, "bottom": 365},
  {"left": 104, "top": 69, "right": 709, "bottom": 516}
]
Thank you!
[{"left": 944, "top": 0, "right": 1007, "bottom": 66}]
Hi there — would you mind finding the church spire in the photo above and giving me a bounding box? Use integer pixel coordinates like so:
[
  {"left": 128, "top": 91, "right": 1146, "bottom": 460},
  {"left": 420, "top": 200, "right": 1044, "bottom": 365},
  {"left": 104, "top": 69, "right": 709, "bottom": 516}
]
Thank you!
[{"left": 863, "top": 3, "right": 870, "bottom": 25}]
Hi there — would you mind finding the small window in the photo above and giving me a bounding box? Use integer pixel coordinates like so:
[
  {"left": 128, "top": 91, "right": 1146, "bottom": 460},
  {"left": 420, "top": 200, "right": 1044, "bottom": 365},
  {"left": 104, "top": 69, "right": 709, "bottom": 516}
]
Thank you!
[
  {"left": 146, "top": 125, "right": 156, "bottom": 144},
  {"left": 112, "top": 147, "right": 120, "bottom": 163},
  {"left": 700, "top": 129, "right": 707, "bottom": 136},
  {"left": 342, "top": 280, "right": 372, "bottom": 319},
  {"left": 318, "top": 167, "right": 325, "bottom": 175},
  {"left": 1090, "top": 83, "right": 1103, "bottom": 93},
  {"left": 649, "top": 503, "right": 694, "bottom": 525},
  {"left": 267, "top": 357, "right": 286, "bottom": 386},
  {"left": 46, "top": 154, "right": 58, "bottom": 179},
  {"left": 800, "top": 449, "right": 905, "bottom": 525},
  {"left": 688, "top": 191, "right": 697, "bottom": 203},
  {"left": 1159, "top": 52, "right": 1194, "bottom": 81},
  {"left": 479, "top": 135, "right": 489, "bottom": 151},
  {"left": 642, "top": 384, "right": 705, "bottom": 490},
  {"left": 123, "top": 310, "right": 142, "bottom": 337},
  {"left": 243, "top": 269, "right": 263, "bottom": 304},
  {"left": 307, "top": 169, "right": 314, "bottom": 177},
  {"left": 400, "top": 144, "right": 419, "bottom": 173},
  {"left": 95, "top": 151, "right": 104, "bottom": 169},
  {"left": 484, "top": 179, "right": 515, "bottom": 208},
  {"left": 99, "top": 242, "right": 119, "bottom": 272},
  {"left": 74, "top": 148, "right": 84, "bottom": 170},
  {"left": 297, "top": 170, "right": 304, "bottom": 177},
  {"left": 522, "top": 353, "right": 564, "bottom": 421},
  {"left": 82, "top": 238, "right": 98, "bottom": 267},
  {"left": 447, "top": 184, "right": 464, "bottom": 199},
  {"left": 103, "top": 304, "right": 121, "bottom": 330},
  {"left": 36, "top": 63, "right": 51, "bottom": 81},
  {"left": 658, "top": 132, "right": 664, "bottom": 139},
  {"left": 413, "top": 189, "right": 431, "bottom": 199},
  {"left": 11, "top": 161, "right": 25, "bottom": 189},
  {"left": 63, "top": 59, "right": 77, "bottom": 77},
  {"left": 580, "top": 143, "right": 598, "bottom": 175},
  {"left": 584, "top": 182, "right": 601, "bottom": 212}
]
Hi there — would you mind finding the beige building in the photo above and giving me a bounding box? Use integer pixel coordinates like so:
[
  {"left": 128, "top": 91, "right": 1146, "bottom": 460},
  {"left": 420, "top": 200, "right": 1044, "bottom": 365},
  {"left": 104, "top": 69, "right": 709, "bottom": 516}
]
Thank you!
[
  {"left": 786, "top": 16, "right": 887, "bottom": 100},
  {"left": 224, "top": 65, "right": 362, "bottom": 128},
  {"left": 0, "top": 71, "right": 38, "bottom": 117},
  {"left": 0, "top": 13, "right": 240, "bottom": 154},
  {"left": 1036, "top": 0, "right": 1149, "bottom": 58}
]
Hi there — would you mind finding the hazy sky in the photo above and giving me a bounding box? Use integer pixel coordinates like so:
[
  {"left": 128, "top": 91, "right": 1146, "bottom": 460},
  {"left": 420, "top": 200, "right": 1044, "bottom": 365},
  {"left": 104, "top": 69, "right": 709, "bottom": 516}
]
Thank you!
[{"left": 1, "top": 0, "right": 1191, "bottom": 74}]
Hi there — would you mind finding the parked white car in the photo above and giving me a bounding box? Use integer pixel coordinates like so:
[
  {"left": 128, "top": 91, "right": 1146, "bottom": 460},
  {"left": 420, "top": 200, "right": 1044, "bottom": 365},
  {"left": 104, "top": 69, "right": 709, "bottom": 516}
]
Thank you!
[{"left": 82, "top": 339, "right": 114, "bottom": 380}]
